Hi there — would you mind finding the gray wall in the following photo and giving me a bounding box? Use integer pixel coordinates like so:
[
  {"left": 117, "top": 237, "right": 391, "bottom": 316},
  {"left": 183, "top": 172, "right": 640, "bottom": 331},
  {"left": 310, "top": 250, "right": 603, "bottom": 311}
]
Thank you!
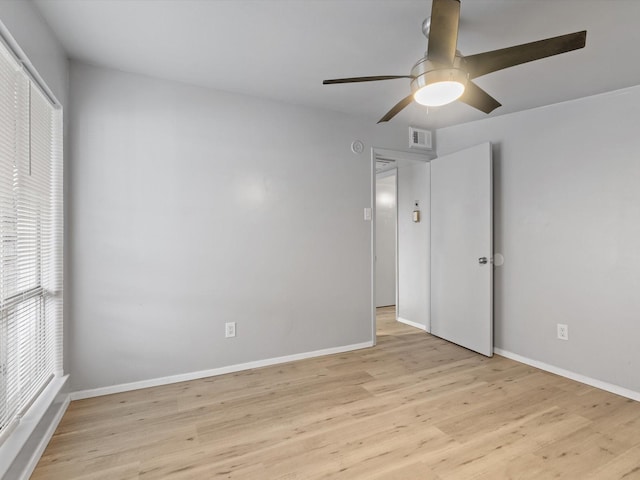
[
  {"left": 437, "top": 86, "right": 640, "bottom": 392},
  {"left": 68, "top": 61, "right": 408, "bottom": 392},
  {"left": 397, "top": 162, "right": 430, "bottom": 329}
]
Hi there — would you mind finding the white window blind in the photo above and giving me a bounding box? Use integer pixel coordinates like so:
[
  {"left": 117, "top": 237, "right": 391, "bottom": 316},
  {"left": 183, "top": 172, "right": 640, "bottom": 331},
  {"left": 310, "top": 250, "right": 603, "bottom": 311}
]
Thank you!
[{"left": 0, "top": 39, "right": 63, "bottom": 444}]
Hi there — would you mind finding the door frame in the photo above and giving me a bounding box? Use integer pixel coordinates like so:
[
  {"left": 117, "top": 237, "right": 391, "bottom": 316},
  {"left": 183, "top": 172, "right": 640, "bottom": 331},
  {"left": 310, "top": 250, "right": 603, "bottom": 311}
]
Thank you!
[{"left": 370, "top": 147, "right": 431, "bottom": 345}]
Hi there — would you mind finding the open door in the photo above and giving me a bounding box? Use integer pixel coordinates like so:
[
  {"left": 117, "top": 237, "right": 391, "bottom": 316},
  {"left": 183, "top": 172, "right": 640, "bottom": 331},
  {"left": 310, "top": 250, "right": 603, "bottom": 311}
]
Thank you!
[{"left": 430, "top": 143, "right": 493, "bottom": 356}]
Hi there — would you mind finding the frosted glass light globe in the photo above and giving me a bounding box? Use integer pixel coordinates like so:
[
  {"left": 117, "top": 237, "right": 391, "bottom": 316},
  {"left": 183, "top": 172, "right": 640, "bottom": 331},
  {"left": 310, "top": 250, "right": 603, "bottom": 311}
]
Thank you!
[{"left": 413, "top": 81, "right": 465, "bottom": 107}]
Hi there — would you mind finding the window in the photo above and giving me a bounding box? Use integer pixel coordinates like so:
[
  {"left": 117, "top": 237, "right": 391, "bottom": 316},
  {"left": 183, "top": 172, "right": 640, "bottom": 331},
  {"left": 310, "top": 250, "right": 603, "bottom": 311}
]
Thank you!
[{"left": 0, "top": 39, "right": 63, "bottom": 442}]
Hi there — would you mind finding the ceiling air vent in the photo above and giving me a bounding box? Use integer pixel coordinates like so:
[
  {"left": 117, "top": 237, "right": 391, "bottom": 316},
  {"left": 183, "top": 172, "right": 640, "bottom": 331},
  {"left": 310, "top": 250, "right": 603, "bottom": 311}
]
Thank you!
[{"left": 409, "top": 127, "right": 433, "bottom": 151}]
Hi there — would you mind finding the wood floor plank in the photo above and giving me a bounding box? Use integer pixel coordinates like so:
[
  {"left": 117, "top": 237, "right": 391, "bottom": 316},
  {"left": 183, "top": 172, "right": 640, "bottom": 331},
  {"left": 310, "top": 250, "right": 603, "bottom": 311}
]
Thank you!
[
  {"left": 585, "top": 444, "right": 640, "bottom": 480},
  {"left": 31, "top": 306, "right": 640, "bottom": 479},
  {"left": 370, "top": 461, "right": 442, "bottom": 480}
]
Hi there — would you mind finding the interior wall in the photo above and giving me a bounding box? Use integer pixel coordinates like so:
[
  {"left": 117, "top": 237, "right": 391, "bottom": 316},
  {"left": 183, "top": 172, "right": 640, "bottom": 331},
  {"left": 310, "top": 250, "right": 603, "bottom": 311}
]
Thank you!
[
  {"left": 397, "top": 162, "right": 430, "bottom": 329},
  {"left": 375, "top": 173, "right": 396, "bottom": 307},
  {"left": 68, "top": 61, "right": 409, "bottom": 392},
  {"left": 437, "top": 86, "right": 640, "bottom": 393}
]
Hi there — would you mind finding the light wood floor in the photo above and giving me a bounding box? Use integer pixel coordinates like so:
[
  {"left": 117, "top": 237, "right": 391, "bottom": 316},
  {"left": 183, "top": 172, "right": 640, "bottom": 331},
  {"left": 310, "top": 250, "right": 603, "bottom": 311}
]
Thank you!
[{"left": 32, "top": 307, "right": 640, "bottom": 479}]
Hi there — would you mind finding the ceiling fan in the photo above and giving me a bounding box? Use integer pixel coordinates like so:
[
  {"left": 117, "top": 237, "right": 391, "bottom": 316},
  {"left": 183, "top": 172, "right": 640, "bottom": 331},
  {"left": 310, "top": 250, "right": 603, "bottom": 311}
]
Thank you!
[{"left": 323, "top": 0, "right": 586, "bottom": 123}]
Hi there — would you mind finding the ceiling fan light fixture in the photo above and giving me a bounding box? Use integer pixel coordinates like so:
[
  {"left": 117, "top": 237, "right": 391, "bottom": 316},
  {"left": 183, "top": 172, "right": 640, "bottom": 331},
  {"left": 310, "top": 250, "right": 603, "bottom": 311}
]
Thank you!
[
  {"left": 413, "top": 80, "right": 465, "bottom": 107},
  {"left": 409, "top": 58, "right": 468, "bottom": 108}
]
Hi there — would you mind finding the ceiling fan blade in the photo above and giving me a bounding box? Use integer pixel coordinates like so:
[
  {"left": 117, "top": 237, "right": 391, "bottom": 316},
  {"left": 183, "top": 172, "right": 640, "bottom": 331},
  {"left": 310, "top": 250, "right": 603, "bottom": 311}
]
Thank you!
[
  {"left": 377, "top": 94, "right": 414, "bottom": 123},
  {"left": 427, "top": 0, "right": 461, "bottom": 65},
  {"left": 323, "top": 75, "right": 412, "bottom": 85},
  {"left": 464, "top": 30, "right": 587, "bottom": 79},
  {"left": 459, "top": 81, "right": 501, "bottom": 113}
]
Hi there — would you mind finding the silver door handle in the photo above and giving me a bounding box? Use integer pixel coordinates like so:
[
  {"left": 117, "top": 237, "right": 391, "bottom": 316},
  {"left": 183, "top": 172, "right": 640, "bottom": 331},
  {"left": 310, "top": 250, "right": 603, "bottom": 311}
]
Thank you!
[{"left": 478, "top": 257, "right": 488, "bottom": 265}]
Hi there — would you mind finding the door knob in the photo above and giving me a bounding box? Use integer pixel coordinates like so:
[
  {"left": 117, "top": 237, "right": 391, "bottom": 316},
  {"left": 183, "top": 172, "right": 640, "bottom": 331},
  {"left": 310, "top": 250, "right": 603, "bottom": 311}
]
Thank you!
[{"left": 478, "top": 257, "right": 488, "bottom": 265}]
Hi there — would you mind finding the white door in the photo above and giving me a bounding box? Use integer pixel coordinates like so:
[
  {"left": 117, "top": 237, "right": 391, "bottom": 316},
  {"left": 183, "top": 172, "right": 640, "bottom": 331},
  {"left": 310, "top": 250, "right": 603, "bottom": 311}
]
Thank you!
[
  {"left": 430, "top": 143, "right": 493, "bottom": 356},
  {"left": 375, "top": 172, "right": 397, "bottom": 307}
]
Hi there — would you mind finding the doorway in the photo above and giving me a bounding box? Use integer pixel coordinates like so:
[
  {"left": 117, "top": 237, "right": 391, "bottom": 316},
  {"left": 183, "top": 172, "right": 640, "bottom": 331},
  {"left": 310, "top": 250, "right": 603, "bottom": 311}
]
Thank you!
[
  {"left": 370, "top": 144, "right": 494, "bottom": 356},
  {"left": 370, "top": 148, "right": 432, "bottom": 343},
  {"left": 375, "top": 170, "right": 397, "bottom": 310}
]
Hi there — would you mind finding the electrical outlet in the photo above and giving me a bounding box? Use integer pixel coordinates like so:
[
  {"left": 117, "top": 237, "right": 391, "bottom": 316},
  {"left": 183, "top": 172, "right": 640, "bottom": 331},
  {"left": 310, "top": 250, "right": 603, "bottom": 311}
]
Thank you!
[
  {"left": 225, "top": 322, "right": 236, "bottom": 338},
  {"left": 557, "top": 324, "right": 568, "bottom": 341}
]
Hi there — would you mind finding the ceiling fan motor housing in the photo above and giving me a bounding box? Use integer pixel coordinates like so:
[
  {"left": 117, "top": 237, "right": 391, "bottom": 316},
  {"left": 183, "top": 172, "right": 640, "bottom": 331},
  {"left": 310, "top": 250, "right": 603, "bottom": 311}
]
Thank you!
[{"left": 409, "top": 56, "right": 469, "bottom": 95}]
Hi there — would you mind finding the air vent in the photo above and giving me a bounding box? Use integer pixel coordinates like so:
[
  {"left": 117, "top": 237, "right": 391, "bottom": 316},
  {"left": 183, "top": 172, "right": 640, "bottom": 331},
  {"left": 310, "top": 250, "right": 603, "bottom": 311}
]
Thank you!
[{"left": 409, "top": 127, "right": 433, "bottom": 151}]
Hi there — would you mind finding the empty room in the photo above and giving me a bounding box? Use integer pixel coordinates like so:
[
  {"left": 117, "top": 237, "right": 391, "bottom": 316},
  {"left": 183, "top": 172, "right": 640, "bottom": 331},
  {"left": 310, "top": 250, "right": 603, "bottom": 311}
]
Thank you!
[{"left": 0, "top": 0, "right": 639, "bottom": 478}]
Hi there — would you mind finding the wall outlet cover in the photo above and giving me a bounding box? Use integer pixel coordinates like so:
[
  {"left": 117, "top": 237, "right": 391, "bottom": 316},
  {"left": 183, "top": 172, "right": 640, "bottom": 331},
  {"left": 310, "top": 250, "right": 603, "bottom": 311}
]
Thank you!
[
  {"left": 225, "top": 322, "right": 236, "bottom": 338},
  {"left": 557, "top": 324, "right": 568, "bottom": 340}
]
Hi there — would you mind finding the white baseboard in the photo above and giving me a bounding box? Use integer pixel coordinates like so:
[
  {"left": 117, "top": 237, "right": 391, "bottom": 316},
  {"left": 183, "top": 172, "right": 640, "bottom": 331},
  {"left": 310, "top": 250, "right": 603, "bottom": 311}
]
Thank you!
[
  {"left": 70, "top": 341, "right": 374, "bottom": 401},
  {"left": 397, "top": 317, "right": 427, "bottom": 331},
  {"left": 494, "top": 348, "right": 640, "bottom": 402}
]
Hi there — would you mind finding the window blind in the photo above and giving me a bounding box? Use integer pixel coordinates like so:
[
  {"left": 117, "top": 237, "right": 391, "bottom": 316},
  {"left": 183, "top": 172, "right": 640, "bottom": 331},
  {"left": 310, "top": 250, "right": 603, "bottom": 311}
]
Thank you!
[{"left": 0, "top": 39, "right": 63, "bottom": 443}]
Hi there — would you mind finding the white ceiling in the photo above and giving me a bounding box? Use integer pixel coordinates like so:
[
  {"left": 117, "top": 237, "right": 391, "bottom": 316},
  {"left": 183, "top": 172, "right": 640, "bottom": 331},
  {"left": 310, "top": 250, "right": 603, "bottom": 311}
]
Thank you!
[{"left": 34, "top": 0, "right": 640, "bottom": 129}]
